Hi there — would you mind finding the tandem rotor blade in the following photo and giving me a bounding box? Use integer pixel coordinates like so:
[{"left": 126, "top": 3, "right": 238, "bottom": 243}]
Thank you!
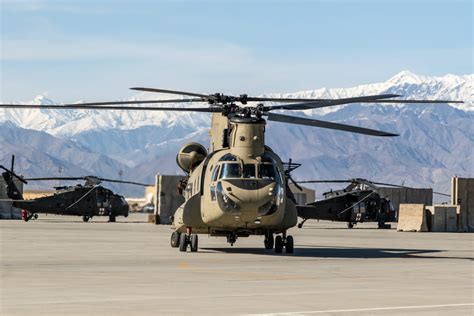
[
  {"left": 266, "top": 113, "right": 399, "bottom": 136},
  {"left": 0, "top": 104, "right": 221, "bottom": 112},
  {"left": 25, "top": 177, "right": 87, "bottom": 181},
  {"left": 130, "top": 87, "right": 214, "bottom": 100},
  {"left": 266, "top": 94, "right": 401, "bottom": 110}
]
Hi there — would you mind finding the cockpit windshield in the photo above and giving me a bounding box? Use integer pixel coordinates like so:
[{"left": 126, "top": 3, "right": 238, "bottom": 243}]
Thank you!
[
  {"left": 220, "top": 163, "right": 241, "bottom": 179},
  {"left": 259, "top": 164, "right": 280, "bottom": 182}
]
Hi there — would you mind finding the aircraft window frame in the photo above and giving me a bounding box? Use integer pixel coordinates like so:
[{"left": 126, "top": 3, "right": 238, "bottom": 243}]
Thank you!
[
  {"left": 219, "top": 163, "right": 241, "bottom": 179},
  {"left": 258, "top": 163, "right": 281, "bottom": 182},
  {"left": 211, "top": 165, "right": 221, "bottom": 182},
  {"left": 242, "top": 164, "right": 256, "bottom": 179}
]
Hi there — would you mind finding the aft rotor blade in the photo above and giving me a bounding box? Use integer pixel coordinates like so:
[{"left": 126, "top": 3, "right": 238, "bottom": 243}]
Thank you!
[
  {"left": 267, "top": 113, "right": 399, "bottom": 137},
  {"left": 0, "top": 104, "right": 220, "bottom": 112},
  {"left": 130, "top": 87, "right": 214, "bottom": 100},
  {"left": 267, "top": 94, "right": 400, "bottom": 110},
  {"left": 98, "top": 178, "right": 152, "bottom": 186}
]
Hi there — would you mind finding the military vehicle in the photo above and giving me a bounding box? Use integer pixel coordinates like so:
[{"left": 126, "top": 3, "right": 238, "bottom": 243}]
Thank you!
[
  {"left": 295, "top": 178, "right": 451, "bottom": 229},
  {"left": 1, "top": 158, "right": 149, "bottom": 222},
  {"left": 0, "top": 88, "right": 461, "bottom": 252}
]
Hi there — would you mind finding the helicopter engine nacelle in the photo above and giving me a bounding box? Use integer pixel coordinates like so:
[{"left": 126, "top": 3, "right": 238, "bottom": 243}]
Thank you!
[{"left": 176, "top": 142, "right": 208, "bottom": 173}]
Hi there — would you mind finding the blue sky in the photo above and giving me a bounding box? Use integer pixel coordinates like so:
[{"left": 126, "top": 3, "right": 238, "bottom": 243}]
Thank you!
[{"left": 1, "top": 0, "right": 472, "bottom": 102}]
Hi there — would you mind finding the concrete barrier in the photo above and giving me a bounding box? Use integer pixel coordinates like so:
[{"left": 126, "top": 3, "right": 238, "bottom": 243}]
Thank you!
[
  {"left": 431, "top": 205, "right": 458, "bottom": 232},
  {"left": 451, "top": 177, "right": 474, "bottom": 232},
  {"left": 397, "top": 204, "right": 428, "bottom": 232}
]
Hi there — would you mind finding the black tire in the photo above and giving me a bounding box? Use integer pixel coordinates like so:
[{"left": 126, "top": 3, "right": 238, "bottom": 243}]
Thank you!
[
  {"left": 190, "top": 234, "right": 198, "bottom": 252},
  {"left": 285, "top": 235, "right": 294, "bottom": 254},
  {"left": 297, "top": 223, "right": 302, "bottom": 229},
  {"left": 82, "top": 216, "right": 89, "bottom": 222},
  {"left": 179, "top": 233, "right": 188, "bottom": 252},
  {"left": 170, "top": 231, "right": 180, "bottom": 248},
  {"left": 109, "top": 215, "right": 116, "bottom": 222},
  {"left": 264, "top": 234, "right": 274, "bottom": 249},
  {"left": 33, "top": 214, "right": 39, "bottom": 219},
  {"left": 347, "top": 222, "right": 354, "bottom": 229},
  {"left": 275, "top": 236, "right": 283, "bottom": 253}
]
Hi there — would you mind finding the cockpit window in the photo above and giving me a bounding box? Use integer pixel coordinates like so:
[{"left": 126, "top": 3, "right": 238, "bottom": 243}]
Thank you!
[
  {"left": 259, "top": 164, "right": 280, "bottom": 182},
  {"left": 220, "top": 163, "right": 241, "bottom": 179},
  {"left": 243, "top": 164, "right": 256, "bottom": 178},
  {"left": 219, "top": 153, "right": 237, "bottom": 161},
  {"left": 211, "top": 165, "right": 220, "bottom": 181}
]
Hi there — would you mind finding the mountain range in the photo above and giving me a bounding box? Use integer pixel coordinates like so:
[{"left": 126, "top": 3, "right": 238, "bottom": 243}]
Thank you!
[{"left": 1, "top": 71, "right": 472, "bottom": 200}]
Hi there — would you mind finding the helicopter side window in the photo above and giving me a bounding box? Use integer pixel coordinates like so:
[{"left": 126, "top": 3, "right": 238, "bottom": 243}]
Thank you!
[
  {"left": 220, "top": 163, "right": 241, "bottom": 179},
  {"left": 243, "top": 164, "right": 256, "bottom": 179},
  {"left": 211, "top": 165, "right": 220, "bottom": 182}
]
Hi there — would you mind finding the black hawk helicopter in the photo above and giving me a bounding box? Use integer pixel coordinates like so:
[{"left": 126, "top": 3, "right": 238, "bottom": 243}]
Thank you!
[
  {"left": 295, "top": 178, "right": 450, "bottom": 229},
  {"left": 0, "top": 157, "right": 150, "bottom": 222}
]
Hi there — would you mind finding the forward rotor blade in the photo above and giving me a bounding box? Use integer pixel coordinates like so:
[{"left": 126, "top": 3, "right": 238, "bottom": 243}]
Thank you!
[
  {"left": 0, "top": 104, "right": 220, "bottom": 112},
  {"left": 266, "top": 94, "right": 400, "bottom": 111},
  {"left": 130, "top": 87, "right": 213, "bottom": 100},
  {"left": 267, "top": 113, "right": 399, "bottom": 137},
  {"left": 98, "top": 178, "right": 151, "bottom": 186}
]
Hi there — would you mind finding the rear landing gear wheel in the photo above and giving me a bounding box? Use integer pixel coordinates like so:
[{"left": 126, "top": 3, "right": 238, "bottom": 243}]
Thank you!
[
  {"left": 179, "top": 233, "right": 188, "bottom": 252},
  {"left": 190, "top": 234, "right": 198, "bottom": 252},
  {"left": 33, "top": 214, "right": 38, "bottom": 219},
  {"left": 347, "top": 222, "right": 354, "bottom": 229},
  {"left": 82, "top": 216, "right": 90, "bottom": 222},
  {"left": 275, "top": 236, "right": 283, "bottom": 253},
  {"left": 171, "top": 231, "right": 180, "bottom": 248},
  {"left": 264, "top": 233, "right": 274, "bottom": 249},
  {"left": 109, "top": 214, "right": 116, "bottom": 222}
]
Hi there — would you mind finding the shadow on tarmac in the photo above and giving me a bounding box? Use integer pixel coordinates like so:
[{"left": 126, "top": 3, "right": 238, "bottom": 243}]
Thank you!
[{"left": 201, "top": 246, "right": 474, "bottom": 260}]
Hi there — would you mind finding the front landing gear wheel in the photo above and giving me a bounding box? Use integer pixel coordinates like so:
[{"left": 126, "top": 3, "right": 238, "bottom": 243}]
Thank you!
[
  {"left": 170, "top": 231, "right": 180, "bottom": 248},
  {"left": 82, "top": 216, "right": 90, "bottom": 222},
  {"left": 190, "top": 234, "right": 198, "bottom": 252},
  {"left": 179, "top": 233, "right": 188, "bottom": 252},
  {"left": 264, "top": 233, "right": 274, "bottom": 249},
  {"left": 275, "top": 236, "right": 283, "bottom": 253},
  {"left": 285, "top": 236, "right": 294, "bottom": 253}
]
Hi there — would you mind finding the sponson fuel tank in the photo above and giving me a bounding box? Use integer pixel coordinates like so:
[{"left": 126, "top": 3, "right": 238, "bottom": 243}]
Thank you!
[{"left": 176, "top": 142, "right": 208, "bottom": 173}]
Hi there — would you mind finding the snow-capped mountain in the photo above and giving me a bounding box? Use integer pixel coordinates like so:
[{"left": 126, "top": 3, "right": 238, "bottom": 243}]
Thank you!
[{"left": 1, "top": 71, "right": 472, "bottom": 198}]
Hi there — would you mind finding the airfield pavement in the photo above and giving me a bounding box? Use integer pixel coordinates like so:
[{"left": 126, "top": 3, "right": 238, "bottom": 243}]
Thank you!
[{"left": 0, "top": 213, "right": 473, "bottom": 316}]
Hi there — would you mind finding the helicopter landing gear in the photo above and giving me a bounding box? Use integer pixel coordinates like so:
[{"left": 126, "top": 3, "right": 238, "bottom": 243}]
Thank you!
[
  {"left": 22, "top": 211, "right": 38, "bottom": 222},
  {"left": 171, "top": 231, "right": 181, "bottom": 248},
  {"left": 179, "top": 228, "right": 198, "bottom": 252},
  {"left": 347, "top": 222, "right": 355, "bottom": 229},
  {"left": 82, "top": 216, "right": 90, "bottom": 222},
  {"left": 227, "top": 232, "right": 237, "bottom": 246},
  {"left": 264, "top": 231, "right": 274, "bottom": 249},
  {"left": 275, "top": 231, "right": 294, "bottom": 254},
  {"left": 108, "top": 214, "right": 116, "bottom": 222},
  {"left": 297, "top": 218, "right": 308, "bottom": 228}
]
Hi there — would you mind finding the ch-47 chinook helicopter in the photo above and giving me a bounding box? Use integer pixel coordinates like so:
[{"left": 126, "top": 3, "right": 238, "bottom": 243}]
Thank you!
[
  {"left": 0, "top": 88, "right": 461, "bottom": 253},
  {"left": 295, "top": 178, "right": 451, "bottom": 229},
  {"left": 0, "top": 157, "right": 149, "bottom": 222}
]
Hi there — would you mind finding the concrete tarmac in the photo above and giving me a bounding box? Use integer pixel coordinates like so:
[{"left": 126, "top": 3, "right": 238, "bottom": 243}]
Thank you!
[{"left": 1, "top": 214, "right": 473, "bottom": 315}]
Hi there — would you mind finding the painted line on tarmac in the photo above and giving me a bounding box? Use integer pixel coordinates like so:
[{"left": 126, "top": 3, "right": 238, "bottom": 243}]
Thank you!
[{"left": 249, "top": 303, "right": 474, "bottom": 315}]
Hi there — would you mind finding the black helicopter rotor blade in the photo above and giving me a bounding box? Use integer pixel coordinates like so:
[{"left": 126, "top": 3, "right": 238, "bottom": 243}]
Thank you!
[
  {"left": 266, "top": 113, "right": 399, "bottom": 137},
  {"left": 25, "top": 177, "right": 86, "bottom": 181},
  {"left": 130, "top": 87, "right": 214, "bottom": 100},
  {"left": 97, "top": 178, "right": 152, "bottom": 186},
  {"left": 0, "top": 104, "right": 220, "bottom": 112},
  {"left": 297, "top": 180, "right": 354, "bottom": 184},
  {"left": 0, "top": 165, "right": 28, "bottom": 184},
  {"left": 266, "top": 94, "right": 401, "bottom": 110}
]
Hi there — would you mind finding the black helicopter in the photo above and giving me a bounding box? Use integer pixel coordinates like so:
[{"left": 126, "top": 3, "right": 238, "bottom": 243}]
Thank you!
[
  {"left": 294, "top": 178, "right": 448, "bottom": 229},
  {"left": 0, "top": 157, "right": 150, "bottom": 222}
]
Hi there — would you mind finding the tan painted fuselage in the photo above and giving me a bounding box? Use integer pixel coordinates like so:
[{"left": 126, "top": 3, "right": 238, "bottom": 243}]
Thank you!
[{"left": 173, "top": 114, "right": 297, "bottom": 237}]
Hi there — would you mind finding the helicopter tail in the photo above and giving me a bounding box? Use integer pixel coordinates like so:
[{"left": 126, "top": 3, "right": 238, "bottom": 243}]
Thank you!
[{"left": 1, "top": 155, "right": 27, "bottom": 200}]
